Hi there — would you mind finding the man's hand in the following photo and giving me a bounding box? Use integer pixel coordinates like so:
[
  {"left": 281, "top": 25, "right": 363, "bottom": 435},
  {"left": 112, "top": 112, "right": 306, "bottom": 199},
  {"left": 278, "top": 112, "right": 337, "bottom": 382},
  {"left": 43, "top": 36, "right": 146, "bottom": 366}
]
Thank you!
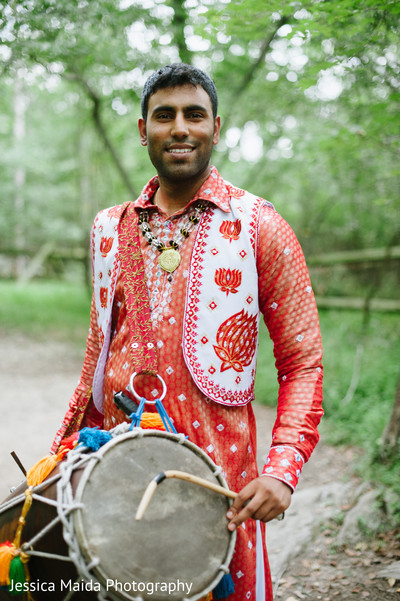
[{"left": 226, "top": 476, "right": 292, "bottom": 531}]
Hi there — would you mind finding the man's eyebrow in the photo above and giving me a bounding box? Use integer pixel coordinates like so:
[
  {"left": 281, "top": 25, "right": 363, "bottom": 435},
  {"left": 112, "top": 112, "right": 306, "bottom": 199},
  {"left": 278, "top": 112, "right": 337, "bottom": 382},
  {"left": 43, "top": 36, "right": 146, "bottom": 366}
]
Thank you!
[{"left": 151, "top": 103, "right": 210, "bottom": 115}]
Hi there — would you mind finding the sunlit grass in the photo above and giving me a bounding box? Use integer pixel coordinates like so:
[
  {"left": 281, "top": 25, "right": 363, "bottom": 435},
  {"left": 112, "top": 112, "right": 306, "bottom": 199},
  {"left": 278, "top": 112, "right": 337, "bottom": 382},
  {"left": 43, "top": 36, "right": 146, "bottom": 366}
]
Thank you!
[{"left": 0, "top": 280, "right": 91, "bottom": 346}]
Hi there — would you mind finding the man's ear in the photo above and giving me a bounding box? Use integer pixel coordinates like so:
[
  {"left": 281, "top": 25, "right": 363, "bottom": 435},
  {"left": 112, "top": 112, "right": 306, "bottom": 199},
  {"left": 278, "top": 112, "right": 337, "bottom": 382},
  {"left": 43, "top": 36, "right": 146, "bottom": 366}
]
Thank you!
[
  {"left": 213, "top": 116, "right": 221, "bottom": 145},
  {"left": 138, "top": 118, "right": 147, "bottom": 146}
]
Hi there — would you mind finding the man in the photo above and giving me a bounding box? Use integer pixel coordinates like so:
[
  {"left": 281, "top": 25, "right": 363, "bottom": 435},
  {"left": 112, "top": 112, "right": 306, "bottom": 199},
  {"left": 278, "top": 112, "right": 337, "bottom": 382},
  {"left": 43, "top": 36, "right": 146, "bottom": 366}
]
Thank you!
[{"left": 52, "top": 63, "right": 323, "bottom": 601}]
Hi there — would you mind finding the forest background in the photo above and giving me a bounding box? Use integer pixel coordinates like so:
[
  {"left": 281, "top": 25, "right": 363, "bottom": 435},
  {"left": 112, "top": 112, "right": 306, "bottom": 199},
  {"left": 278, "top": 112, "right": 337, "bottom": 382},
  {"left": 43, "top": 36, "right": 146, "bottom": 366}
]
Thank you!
[{"left": 0, "top": 0, "right": 400, "bottom": 523}]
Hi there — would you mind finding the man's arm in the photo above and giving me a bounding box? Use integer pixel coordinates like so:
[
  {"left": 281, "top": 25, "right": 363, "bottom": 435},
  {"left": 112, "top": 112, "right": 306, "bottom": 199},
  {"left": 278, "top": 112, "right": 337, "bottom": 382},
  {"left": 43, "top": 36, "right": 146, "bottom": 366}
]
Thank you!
[{"left": 227, "top": 204, "right": 323, "bottom": 528}]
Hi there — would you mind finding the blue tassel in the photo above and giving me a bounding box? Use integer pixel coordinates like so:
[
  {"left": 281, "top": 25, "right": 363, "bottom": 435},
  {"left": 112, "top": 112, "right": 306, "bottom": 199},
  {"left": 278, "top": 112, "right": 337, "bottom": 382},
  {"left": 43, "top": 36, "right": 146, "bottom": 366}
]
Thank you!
[
  {"left": 78, "top": 427, "right": 112, "bottom": 451},
  {"left": 213, "top": 573, "right": 235, "bottom": 599}
]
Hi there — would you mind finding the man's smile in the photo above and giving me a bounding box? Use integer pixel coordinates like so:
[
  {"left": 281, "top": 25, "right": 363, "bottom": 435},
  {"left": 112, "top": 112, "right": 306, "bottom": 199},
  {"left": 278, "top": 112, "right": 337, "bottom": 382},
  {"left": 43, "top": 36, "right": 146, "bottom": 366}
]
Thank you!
[{"left": 166, "top": 145, "right": 195, "bottom": 155}]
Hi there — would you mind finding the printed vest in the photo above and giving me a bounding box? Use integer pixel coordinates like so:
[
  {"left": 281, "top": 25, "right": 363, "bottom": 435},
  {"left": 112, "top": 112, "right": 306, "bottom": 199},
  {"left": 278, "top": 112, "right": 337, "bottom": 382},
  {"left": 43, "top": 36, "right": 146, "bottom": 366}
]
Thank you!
[
  {"left": 182, "top": 190, "right": 265, "bottom": 405},
  {"left": 90, "top": 189, "right": 267, "bottom": 411}
]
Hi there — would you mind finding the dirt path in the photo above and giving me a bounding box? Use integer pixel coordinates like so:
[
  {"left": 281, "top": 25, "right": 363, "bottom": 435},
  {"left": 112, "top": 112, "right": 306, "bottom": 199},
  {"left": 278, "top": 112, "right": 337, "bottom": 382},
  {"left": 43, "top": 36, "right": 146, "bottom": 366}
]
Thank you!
[{"left": 0, "top": 335, "right": 398, "bottom": 600}]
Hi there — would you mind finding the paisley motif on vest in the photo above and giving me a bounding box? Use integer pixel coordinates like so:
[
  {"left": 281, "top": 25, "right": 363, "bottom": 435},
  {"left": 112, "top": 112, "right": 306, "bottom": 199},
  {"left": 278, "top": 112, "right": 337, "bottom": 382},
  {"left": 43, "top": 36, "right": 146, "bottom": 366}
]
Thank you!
[{"left": 183, "top": 188, "right": 265, "bottom": 406}]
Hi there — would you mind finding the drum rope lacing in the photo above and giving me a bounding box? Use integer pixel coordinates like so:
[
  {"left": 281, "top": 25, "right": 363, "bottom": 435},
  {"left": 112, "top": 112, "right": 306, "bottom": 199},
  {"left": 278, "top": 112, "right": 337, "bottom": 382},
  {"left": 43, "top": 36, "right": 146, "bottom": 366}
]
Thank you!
[
  {"left": 3, "top": 423, "right": 232, "bottom": 601},
  {"left": 13, "top": 425, "right": 147, "bottom": 601}
]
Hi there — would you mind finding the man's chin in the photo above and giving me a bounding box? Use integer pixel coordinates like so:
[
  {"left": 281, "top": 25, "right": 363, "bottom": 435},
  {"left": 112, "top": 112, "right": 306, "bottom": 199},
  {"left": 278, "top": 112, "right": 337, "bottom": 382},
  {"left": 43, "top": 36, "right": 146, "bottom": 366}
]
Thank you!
[{"left": 157, "top": 162, "right": 210, "bottom": 182}]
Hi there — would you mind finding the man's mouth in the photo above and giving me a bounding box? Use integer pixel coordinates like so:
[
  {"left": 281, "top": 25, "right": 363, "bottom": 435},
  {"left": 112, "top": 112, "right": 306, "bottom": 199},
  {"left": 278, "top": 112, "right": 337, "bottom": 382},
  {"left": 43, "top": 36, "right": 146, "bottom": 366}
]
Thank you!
[{"left": 166, "top": 147, "right": 194, "bottom": 154}]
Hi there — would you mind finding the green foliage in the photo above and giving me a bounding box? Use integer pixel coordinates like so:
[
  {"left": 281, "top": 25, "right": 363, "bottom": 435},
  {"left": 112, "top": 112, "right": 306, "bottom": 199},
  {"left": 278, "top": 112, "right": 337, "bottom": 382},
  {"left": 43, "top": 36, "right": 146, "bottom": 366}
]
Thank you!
[
  {"left": 0, "top": 280, "right": 90, "bottom": 344},
  {"left": 254, "top": 321, "right": 278, "bottom": 406},
  {"left": 255, "top": 308, "right": 400, "bottom": 458},
  {"left": 255, "top": 306, "right": 400, "bottom": 522},
  {"left": 0, "top": 0, "right": 398, "bottom": 260},
  {"left": 320, "top": 310, "right": 400, "bottom": 442},
  {"left": 256, "top": 310, "right": 400, "bottom": 428}
]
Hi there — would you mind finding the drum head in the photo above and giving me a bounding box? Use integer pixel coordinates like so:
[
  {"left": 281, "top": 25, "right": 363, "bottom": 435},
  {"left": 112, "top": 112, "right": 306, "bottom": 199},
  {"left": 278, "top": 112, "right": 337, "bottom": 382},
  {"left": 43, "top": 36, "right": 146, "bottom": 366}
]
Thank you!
[{"left": 73, "top": 431, "right": 235, "bottom": 601}]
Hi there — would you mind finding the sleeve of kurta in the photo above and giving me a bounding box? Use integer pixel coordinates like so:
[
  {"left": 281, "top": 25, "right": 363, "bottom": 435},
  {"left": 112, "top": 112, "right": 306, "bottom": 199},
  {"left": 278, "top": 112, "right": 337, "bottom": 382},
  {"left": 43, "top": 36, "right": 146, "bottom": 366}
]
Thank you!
[
  {"left": 50, "top": 223, "right": 104, "bottom": 453},
  {"left": 256, "top": 204, "right": 323, "bottom": 491}
]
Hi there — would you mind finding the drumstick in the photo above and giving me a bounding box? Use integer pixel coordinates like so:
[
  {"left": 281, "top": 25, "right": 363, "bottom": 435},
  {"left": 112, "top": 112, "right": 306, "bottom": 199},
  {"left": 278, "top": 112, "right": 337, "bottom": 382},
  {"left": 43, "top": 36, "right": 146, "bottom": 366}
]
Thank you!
[
  {"left": 136, "top": 470, "right": 285, "bottom": 522},
  {"left": 135, "top": 470, "right": 237, "bottom": 521},
  {"left": 11, "top": 451, "right": 27, "bottom": 476}
]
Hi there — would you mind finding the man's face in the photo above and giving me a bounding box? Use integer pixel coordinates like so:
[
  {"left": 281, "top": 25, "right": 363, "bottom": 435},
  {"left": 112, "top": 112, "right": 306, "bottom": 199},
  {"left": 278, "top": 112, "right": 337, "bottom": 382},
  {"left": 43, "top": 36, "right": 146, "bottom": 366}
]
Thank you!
[{"left": 138, "top": 84, "right": 220, "bottom": 184}]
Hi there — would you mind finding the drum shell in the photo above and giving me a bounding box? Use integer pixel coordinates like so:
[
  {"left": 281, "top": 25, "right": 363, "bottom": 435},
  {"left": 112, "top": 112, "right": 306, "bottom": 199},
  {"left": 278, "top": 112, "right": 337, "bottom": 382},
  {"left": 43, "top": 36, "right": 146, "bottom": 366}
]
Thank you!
[
  {"left": 0, "top": 431, "right": 236, "bottom": 601},
  {"left": 0, "top": 468, "right": 95, "bottom": 601}
]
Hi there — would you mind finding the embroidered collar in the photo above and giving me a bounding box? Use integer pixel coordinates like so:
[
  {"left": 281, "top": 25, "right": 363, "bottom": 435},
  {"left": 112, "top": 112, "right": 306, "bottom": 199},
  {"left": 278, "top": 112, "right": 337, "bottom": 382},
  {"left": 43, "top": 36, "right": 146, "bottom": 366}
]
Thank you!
[{"left": 133, "top": 166, "right": 231, "bottom": 214}]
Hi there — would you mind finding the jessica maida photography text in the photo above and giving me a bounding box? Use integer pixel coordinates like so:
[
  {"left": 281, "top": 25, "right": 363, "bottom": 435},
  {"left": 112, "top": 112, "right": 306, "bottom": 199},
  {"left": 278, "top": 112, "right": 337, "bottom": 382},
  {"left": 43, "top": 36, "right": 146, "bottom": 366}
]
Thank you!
[{"left": 9, "top": 578, "right": 194, "bottom": 596}]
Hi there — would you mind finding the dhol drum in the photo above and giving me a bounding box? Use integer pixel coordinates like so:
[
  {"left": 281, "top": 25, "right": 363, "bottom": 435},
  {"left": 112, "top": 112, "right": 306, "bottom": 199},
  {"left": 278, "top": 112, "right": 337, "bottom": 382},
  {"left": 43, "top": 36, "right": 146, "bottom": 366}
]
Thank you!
[{"left": 0, "top": 428, "right": 236, "bottom": 601}]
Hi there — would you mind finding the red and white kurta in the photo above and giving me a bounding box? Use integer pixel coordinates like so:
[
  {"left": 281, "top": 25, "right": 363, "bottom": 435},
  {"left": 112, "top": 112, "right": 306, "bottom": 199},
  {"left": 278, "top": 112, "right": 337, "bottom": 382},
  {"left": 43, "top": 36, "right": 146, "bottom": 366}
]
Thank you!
[{"left": 52, "top": 167, "right": 323, "bottom": 601}]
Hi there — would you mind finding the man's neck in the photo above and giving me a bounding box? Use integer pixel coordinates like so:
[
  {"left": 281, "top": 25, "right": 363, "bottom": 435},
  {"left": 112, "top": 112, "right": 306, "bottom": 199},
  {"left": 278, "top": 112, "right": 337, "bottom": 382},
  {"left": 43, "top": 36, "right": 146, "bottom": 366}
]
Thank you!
[{"left": 154, "top": 168, "right": 211, "bottom": 216}]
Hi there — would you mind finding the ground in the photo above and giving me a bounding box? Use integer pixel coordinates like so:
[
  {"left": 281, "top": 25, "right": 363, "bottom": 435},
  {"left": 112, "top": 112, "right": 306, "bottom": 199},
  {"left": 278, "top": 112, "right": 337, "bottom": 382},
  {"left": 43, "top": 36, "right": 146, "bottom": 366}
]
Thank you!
[{"left": 0, "top": 333, "right": 399, "bottom": 600}]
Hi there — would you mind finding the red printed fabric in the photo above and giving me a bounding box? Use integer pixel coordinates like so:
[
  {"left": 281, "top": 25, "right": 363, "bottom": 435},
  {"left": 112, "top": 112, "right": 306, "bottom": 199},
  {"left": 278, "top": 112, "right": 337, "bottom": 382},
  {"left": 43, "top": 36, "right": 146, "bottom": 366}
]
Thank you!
[{"left": 52, "top": 167, "right": 323, "bottom": 601}]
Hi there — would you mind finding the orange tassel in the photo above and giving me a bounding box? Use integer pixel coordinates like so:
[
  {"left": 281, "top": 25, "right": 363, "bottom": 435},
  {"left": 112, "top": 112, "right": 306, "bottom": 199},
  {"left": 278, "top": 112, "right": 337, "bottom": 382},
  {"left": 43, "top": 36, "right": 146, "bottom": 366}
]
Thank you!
[
  {"left": 140, "top": 413, "right": 166, "bottom": 430},
  {"left": 26, "top": 450, "right": 65, "bottom": 487},
  {"left": 0, "top": 542, "right": 15, "bottom": 586},
  {"left": 26, "top": 454, "right": 59, "bottom": 487}
]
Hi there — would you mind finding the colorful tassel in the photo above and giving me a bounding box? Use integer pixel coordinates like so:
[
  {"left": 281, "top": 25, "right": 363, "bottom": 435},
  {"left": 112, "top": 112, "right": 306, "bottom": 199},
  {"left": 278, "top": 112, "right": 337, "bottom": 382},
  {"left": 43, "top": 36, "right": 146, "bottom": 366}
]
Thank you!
[
  {"left": 26, "top": 433, "right": 79, "bottom": 488},
  {"left": 213, "top": 573, "right": 235, "bottom": 599},
  {"left": 0, "top": 489, "right": 33, "bottom": 592},
  {"left": 78, "top": 427, "right": 112, "bottom": 451},
  {"left": 25, "top": 417, "right": 165, "bottom": 491},
  {"left": 60, "top": 432, "right": 79, "bottom": 450},
  {"left": 26, "top": 454, "right": 61, "bottom": 487},
  {"left": 0, "top": 542, "right": 15, "bottom": 586},
  {"left": 140, "top": 413, "right": 166, "bottom": 430},
  {"left": 8, "top": 556, "right": 26, "bottom": 595}
]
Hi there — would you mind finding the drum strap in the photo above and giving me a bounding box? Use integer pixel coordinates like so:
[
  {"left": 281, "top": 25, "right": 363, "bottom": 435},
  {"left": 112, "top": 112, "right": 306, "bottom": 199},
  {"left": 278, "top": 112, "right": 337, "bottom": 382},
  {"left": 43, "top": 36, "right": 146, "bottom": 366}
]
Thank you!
[{"left": 118, "top": 202, "right": 158, "bottom": 376}]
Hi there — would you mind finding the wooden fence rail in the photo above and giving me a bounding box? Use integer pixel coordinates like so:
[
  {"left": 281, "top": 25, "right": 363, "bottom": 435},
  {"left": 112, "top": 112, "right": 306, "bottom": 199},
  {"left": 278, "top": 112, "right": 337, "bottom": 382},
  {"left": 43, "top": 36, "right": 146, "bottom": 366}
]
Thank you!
[
  {"left": 1, "top": 245, "right": 399, "bottom": 311},
  {"left": 307, "top": 245, "right": 400, "bottom": 266}
]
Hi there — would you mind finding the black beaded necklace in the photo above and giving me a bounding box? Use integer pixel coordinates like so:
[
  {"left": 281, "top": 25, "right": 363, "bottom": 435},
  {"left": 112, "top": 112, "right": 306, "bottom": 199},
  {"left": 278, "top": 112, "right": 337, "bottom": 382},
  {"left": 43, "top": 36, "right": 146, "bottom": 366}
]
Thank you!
[{"left": 139, "top": 201, "right": 208, "bottom": 274}]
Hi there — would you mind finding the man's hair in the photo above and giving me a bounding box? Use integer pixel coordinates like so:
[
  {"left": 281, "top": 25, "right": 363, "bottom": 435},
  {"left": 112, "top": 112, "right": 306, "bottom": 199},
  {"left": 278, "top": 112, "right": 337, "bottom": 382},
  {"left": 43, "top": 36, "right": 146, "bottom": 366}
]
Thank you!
[{"left": 141, "top": 63, "right": 218, "bottom": 121}]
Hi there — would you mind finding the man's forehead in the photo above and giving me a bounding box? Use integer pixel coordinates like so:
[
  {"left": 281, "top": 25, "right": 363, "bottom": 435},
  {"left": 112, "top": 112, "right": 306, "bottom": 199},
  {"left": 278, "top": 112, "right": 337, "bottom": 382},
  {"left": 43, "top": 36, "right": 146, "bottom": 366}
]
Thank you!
[{"left": 147, "top": 84, "right": 212, "bottom": 112}]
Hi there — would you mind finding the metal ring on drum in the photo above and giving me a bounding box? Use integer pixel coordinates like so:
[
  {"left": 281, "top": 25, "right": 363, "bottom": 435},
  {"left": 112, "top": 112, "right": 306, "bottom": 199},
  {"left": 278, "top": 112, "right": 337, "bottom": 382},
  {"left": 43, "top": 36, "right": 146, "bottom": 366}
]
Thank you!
[
  {"left": 127, "top": 372, "right": 177, "bottom": 434},
  {"left": 128, "top": 372, "right": 167, "bottom": 404}
]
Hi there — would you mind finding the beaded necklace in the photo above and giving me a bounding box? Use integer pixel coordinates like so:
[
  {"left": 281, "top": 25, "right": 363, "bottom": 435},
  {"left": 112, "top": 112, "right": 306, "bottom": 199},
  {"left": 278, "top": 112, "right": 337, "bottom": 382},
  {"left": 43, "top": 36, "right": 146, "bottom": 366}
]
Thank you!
[{"left": 138, "top": 201, "right": 208, "bottom": 274}]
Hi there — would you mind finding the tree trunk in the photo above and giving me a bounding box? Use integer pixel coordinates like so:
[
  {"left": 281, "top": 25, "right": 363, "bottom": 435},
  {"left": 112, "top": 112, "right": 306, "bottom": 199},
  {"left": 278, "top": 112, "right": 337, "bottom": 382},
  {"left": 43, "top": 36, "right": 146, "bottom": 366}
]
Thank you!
[
  {"left": 13, "top": 76, "right": 27, "bottom": 277},
  {"left": 63, "top": 71, "right": 138, "bottom": 201},
  {"left": 381, "top": 371, "right": 400, "bottom": 453},
  {"left": 220, "top": 15, "right": 289, "bottom": 136},
  {"left": 170, "top": 0, "right": 193, "bottom": 64}
]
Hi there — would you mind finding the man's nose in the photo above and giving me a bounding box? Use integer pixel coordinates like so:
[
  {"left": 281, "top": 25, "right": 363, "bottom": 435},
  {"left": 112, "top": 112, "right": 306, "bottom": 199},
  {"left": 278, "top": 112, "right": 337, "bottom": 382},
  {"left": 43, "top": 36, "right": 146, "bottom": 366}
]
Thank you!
[{"left": 171, "top": 114, "right": 189, "bottom": 137}]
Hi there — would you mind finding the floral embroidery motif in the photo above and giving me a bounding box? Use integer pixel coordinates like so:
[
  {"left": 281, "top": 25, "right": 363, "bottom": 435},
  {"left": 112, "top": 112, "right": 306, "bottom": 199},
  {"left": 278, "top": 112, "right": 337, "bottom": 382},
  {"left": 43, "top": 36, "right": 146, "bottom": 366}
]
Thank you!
[
  {"left": 100, "top": 287, "right": 108, "bottom": 308},
  {"left": 107, "top": 206, "right": 124, "bottom": 218},
  {"left": 225, "top": 184, "right": 246, "bottom": 199},
  {"left": 219, "top": 219, "right": 242, "bottom": 242},
  {"left": 215, "top": 268, "right": 242, "bottom": 295},
  {"left": 100, "top": 236, "right": 114, "bottom": 257},
  {"left": 213, "top": 309, "right": 258, "bottom": 372}
]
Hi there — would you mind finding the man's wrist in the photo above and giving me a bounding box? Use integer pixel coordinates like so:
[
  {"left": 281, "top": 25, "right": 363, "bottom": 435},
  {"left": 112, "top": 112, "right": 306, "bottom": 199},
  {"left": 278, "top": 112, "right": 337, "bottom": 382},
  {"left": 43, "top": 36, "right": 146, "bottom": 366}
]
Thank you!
[{"left": 262, "top": 445, "right": 305, "bottom": 491}]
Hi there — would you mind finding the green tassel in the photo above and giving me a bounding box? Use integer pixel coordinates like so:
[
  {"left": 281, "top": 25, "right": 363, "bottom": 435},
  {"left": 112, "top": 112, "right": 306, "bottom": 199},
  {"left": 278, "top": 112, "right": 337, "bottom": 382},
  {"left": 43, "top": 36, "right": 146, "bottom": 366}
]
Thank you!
[{"left": 8, "top": 556, "right": 26, "bottom": 596}]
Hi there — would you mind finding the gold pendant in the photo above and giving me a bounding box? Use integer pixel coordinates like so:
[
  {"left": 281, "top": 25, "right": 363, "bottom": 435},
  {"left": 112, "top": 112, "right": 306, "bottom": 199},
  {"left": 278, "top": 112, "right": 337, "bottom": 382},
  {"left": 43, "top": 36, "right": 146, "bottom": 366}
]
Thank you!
[{"left": 159, "top": 248, "right": 181, "bottom": 273}]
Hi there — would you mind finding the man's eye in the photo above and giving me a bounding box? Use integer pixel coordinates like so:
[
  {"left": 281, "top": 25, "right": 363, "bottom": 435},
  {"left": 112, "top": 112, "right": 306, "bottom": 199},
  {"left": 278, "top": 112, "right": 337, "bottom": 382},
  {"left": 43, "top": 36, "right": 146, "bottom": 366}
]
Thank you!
[{"left": 189, "top": 113, "right": 204, "bottom": 119}]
